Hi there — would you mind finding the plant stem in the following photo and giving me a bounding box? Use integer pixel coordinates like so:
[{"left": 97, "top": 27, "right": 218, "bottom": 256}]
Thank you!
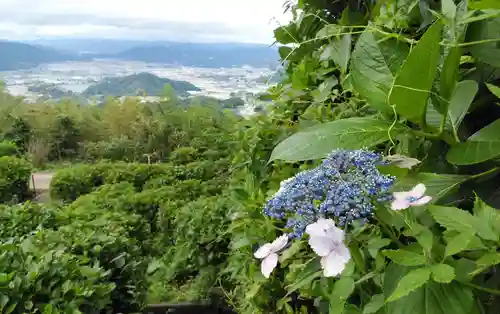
[
  {"left": 374, "top": 214, "right": 404, "bottom": 248},
  {"left": 469, "top": 167, "right": 500, "bottom": 180},
  {"left": 463, "top": 282, "right": 500, "bottom": 296}
]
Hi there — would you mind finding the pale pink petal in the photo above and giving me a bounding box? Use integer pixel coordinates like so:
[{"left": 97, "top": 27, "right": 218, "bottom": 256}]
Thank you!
[
  {"left": 410, "top": 196, "right": 432, "bottom": 206},
  {"left": 308, "top": 236, "right": 334, "bottom": 257},
  {"left": 409, "top": 184, "right": 426, "bottom": 199},
  {"left": 321, "top": 251, "right": 349, "bottom": 277},
  {"left": 335, "top": 243, "right": 351, "bottom": 263},
  {"left": 261, "top": 252, "right": 278, "bottom": 278},
  {"left": 254, "top": 243, "right": 272, "bottom": 259},
  {"left": 269, "top": 234, "right": 288, "bottom": 253},
  {"left": 393, "top": 191, "right": 410, "bottom": 200},
  {"left": 391, "top": 198, "right": 410, "bottom": 211}
]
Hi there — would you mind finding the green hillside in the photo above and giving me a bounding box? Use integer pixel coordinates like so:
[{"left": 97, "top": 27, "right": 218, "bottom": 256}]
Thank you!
[{"left": 81, "top": 72, "right": 201, "bottom": 97}]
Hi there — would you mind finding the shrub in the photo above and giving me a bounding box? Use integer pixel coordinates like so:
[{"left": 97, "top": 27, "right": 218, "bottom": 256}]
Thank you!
[
  {"left": 0, "top": 234, "right": 115, "bottom": 313},
  {"left": 0, "top": 156, "right": 32, "bottom": 203},
  {"left": 150, "top": 195, "right": 233, "bottom": 303},
  {"left": 0, "top": 140, "right": 17, "bottom": 157},
  {"left": 0, "top": 202, "right": 58, "bottom": 239},
  {"left": 50, "top": 162, "right": 174, "bottom": 202}
]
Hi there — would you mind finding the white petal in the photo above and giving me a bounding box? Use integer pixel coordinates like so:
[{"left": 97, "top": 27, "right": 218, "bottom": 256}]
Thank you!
[
  {"left": 308, "top": 236, "right": 335, "bottom": 257},
  {"left": 409, "top": 184, "right": 426, "bottom": 198},
  {"left": 254, "top": 243, "right": 272, "bottom": 259},
  {"left": 391, "top": 198, "right": 410, "bottom": 211},
  {"left": 410, "top": 196, "right": 432, "bottom": 206},
  {"left": 269, "top": 234, "right": 288, "bottom": 253},
  {"left": 261, "top": 252, "right": 278, "bottom": 278},
  {"left": 305, "top": 219, "right": 344, "bottom": 242},
  {"left": 321, "top": 250, "right": 350, "bottom": 277}
]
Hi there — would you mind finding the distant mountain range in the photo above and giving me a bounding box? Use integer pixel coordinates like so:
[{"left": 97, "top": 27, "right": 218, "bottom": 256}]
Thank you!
[{"left": 0, "top": 39, "right": 279, "bottom": 70}]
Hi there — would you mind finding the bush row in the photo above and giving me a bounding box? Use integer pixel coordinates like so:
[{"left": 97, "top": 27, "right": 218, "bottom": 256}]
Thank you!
[{"left": 50, "top": 159, "right": 230, "bottom": 202}]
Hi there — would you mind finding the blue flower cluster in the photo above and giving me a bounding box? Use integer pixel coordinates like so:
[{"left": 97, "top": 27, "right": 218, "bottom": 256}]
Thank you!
[{"left": 264, "top": 149, "right": 395, "bottom": 237}]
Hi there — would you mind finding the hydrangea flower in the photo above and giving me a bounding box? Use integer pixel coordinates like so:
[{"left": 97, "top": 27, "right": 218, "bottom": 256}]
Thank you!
[
  {"left": 264, "top": 149, "right": 395, "bottom": 237},
  {"left": 391, "top": 183, "right": 432, "bottom": 210},
  {"left": 254, "top": 234, "right": 288, "bottom": 278},
  {"left": 305, "top": 219, "right": 351, "bottom": 277}
]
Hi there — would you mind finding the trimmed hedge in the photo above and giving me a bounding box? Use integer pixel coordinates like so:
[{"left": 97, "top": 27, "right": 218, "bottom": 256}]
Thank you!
[
  {"left": 0, "top": 156, "right": 32, "bottom": 203},
  {"left": 0, "top": 141, "right": 17, "bottom": 157}
]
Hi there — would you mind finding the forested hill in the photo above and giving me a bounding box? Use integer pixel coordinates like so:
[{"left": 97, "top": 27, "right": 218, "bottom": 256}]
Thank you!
[
  {"left": 0, "top": 41, "right": 84, "bottom": 71},
  {"left": 81, "top": 72, "right": 201, "bottom": 97}
]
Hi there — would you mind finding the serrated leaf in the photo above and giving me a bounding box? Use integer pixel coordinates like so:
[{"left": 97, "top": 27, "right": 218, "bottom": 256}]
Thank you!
[
  {"left": 363, "top": 294, "right": 385, "bottom": 314},
  {"left": 445, "top": 231, "right": 475, "bottom": 256},
  {"left": 270, "top": 117, "right": 403, "bottom": 162},
  {"left": 447, "top": 117, "right": 500, "bottom": 165},
  {"left": 385, "top": 264, "right": 478, "bottom": 314},
  {"left": 389, "top": 22, "right": 443, "bottom": 124},
  {"left": 431, "top": 264, "right": 456, "bottom": 283},
  {"left": 382, "top": 250, "right": 427, "bottom": 266},
  {"left": 429, "top": 206, "right": 476, "bottom": 233},
  {"left": 387, "top": 267, "right": 431, "bottom": 302}
]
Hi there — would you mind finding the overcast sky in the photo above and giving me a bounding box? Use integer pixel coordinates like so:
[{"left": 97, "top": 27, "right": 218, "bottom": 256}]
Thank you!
[{"left": 0, "top": 0, "right": 292, "bottom": 43}]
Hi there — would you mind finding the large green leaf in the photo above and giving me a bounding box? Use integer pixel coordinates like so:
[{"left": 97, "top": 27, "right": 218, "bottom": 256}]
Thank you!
[
  {"left": 382, "top": 250, "right": 427, "bottom": 266},
  {"left": 486, "top": 83, "right": 500, "bottom": 98},
  {"left": 350, "top": 30, "right": 394, "bottom": 112},
  {"left": 447, "top": 80, "right": 478, "bottom": 133},
  {"left": 428, "top": 205, "right": 477, "bottom": 233},
  {"left": 389, "top": 22, "right": 443, "bottom": 124},
  {"left": 269, "top": 117, "right": 403, "bottom": 162},
  {"left": 393, "top": 172, "right": 468, "bottom": 201},
  {"left": 468, "top": 17, "right": 500, "bottom": 67},
  {"left": 447, "top": 118, "right": 500, "bottom": 165},
  {"left": 384, "top": 264, "right": 479, "bottom": 314}
]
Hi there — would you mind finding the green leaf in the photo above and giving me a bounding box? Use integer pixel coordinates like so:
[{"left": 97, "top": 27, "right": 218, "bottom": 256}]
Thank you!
[
  {"left": 447, "top": 117, "right": 500, "bottom": 165},
  {"left": 486, "top": 83, "right": 500, "bottom": 98},
  {"left": 442, "top": 0, "right": 457, "bottom": 21},
  {"left": 384, "top": 264, "right": 479, "bottom": 314},
  {"left": 363, "top": 294, "right": 385, "bottom": 314},
  {"left": 447, "top": 80, "right": 478, "bottom": 133},
  {"left": 476, "top": 252, "right": 500, "bottom": 268},
  {"left": 470, "top": 0, "right": 500, "bottom": 9},
  {"left": 321, "top": 35, "right": 352, "bottom": 74},
  {"left": 394, "top": 173, "right": 468, "bottom": 201},
  {"left": 350, "top": 30, "right": 394, "bottom": 112},
  {"left": 416, "top": 229, "right": 434, "bottom": 253},
  {"left": 445, "top": 231, "right": 475, "bottom": 256},
  {"left": 270, "top": 117, "right": 403, "bottom": 162},
  {"left": 367, "top": 237, "right": 391, "bottom": 258},
  {"left": 429, "top": 206, "right": 476, "bottom": 233},
  {"left": 389, "top": 22, "right": 443, "bottom": 124},
  {"left": 387, "top": 267, "right": 432, "bottom": 302},
  {"left": 468, "top": 17, "right": 500, "bottom": 67},
  {"left": 279, "top": 240, "right": 304, "bottom": 263},
  {"left": 431, "top": 264, "right": 456, "bottom": 283},
  {"left": 474, "top": 197, "right": 500, "bottom": 235},
  {"left": 333, "top": 276, "right": 355, "bottom": 299},
  {"left": 440, "top": 47, "right": 462, "bottom": 103},
  {"left": 382, "top": 250, "right": 427, "bottom": 266}
]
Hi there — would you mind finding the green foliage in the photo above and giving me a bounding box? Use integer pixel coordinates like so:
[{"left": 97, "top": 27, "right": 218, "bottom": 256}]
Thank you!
[
  {"left": 0, "top": 141, "right": 17, "bottom": 157},
  {"left": 0, "top": 156, "right": 32, "bottom": 203}
]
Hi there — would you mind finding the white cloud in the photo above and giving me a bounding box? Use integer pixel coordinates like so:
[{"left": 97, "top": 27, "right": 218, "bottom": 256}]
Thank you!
[{"left": 0, "top": 0, "right": 292, "bottom": 43}]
